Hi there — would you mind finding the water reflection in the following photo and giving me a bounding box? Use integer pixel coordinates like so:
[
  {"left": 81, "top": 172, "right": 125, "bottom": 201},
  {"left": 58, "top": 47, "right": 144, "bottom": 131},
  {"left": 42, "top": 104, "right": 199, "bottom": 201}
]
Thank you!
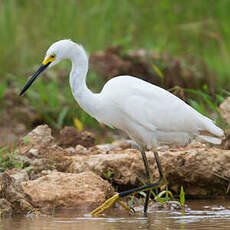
[{"left": 1, "top": 200, "right": 230, "bottom": 230}]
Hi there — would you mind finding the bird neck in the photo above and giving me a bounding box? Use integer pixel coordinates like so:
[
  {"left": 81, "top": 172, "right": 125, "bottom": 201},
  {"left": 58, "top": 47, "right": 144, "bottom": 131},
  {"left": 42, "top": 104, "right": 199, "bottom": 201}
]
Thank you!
[{"left": 69, "top": 45, "right": 100, "bottom": 118}]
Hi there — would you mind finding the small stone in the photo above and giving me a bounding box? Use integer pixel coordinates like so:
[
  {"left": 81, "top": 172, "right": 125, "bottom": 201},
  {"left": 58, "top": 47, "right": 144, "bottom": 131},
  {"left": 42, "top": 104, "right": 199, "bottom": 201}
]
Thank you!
[
  {"left": 65, "top": 147, "right": 76, "bottom": 155},
  {"left": 75, "top": 145, "right": 89, "bottom": 154},
  {"left": 29, "top": 148, "right": 39, "bottom": 157},
  {"left": 10, "top": 170, "right": 29, "bottom": 183},
  {"left": 25, "top": 125, "right": 54, "bottom": 146},
  {"left": 95, "top": 144, "right": 115, "bottom": 153},
  {"left": 41, "top": 169, "right": 57, "bottom": 176},
  {"left": 15, "top": 125, "right": 54, "bottom": 157}
]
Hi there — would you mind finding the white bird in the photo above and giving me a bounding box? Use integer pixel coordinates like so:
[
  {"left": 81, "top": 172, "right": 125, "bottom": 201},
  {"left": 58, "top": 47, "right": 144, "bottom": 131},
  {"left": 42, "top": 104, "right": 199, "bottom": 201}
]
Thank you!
[{"left": 20, "top": 39, "right": 224, "bottom": 215}]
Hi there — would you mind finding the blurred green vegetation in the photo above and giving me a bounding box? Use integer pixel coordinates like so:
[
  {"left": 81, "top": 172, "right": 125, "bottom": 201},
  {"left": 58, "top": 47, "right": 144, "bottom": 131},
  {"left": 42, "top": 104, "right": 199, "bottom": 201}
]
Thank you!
[
  {"left": 0, "top": 0, "right": 230, "bottom": 130},
  {"left": 0, "top": 147, "right": 23, "bottom": 172}
]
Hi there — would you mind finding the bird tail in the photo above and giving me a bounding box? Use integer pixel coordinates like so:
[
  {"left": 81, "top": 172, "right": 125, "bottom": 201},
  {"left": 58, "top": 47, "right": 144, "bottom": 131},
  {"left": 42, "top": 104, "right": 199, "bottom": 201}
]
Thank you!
[
  {"left": 197, "top": 135, "right": 222, "bottom": 145},
  {"left": 197, "top": 117, "right": 224, "bottom": 145}
]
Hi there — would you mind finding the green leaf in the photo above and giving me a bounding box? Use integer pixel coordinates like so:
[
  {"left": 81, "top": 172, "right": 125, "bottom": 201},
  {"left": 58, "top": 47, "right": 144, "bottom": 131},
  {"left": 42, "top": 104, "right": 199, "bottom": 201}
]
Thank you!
[
  {"left": 103, "top": 170, "right": 112, "bottom": 179},
  {"left": 154, "top": 194, "right": 165, "bottom": 204},
  {"left": 180, "top": 186, "right": 185, "bottom": 206},
  {"left": 23, "top": 137, "right": 30, "bottom": 144},
  {"left": 57, "top": 107, "right": 69, "bottom": 129},
  {"left": 152, "top": 64, "right": 164, "bottom": 79}
]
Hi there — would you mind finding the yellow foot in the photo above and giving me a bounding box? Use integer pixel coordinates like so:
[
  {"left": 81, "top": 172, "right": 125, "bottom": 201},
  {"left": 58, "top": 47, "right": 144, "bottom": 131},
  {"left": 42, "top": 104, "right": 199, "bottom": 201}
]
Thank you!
[{"left": 89, "top": 194, "right": 134, "bottom": 215}]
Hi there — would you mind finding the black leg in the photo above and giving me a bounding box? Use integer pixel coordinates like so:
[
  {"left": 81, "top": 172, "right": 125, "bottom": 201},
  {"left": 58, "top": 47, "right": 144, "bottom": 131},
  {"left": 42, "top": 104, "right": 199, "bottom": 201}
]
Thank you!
[
  {"left": 119, "top": 151, "right": 166, "bottom": 198},
  {"left": 90, "top": 150, "right": 166, "bottom": 215},
  {"left": 144, "top": 191, "right": 150, "bottom": 215},
  {"left": 140, "top": 148, "right": 151, "bottom": 213},
  {"left": 153, "top": 151, "right": 164, "bottom": 179}
]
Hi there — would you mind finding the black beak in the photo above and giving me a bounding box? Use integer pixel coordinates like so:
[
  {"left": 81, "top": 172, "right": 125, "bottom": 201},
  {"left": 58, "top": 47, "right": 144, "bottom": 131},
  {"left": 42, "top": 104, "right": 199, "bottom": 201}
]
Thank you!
[{"left": 19, "top": 62, "right": 51, "bottom": 96}]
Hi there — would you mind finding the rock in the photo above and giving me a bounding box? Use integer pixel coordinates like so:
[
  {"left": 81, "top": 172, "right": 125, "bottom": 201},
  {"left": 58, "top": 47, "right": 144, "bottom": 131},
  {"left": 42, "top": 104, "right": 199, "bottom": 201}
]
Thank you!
[
  {"left": 24, "top": 146, "right": 72, "bottom": 180},
  {"left": 220, "top": 97, "right": 230, "bottom": 126},
  {"left": 15, "top": 125, "right": 54, "bottom": 157},
  {"left": 68, "top": 149, "right": 149, "bottom": 186},
  {"left": 14, "top": 126, "right": 132, "bottom": 182},
  {"left": 58, "top": 126, "right": 95, "bottom": 148},
  {"left": 12, "top": 124, "right": 230, "bottom": 199},
  {"left": 11, "top": 171, "right": 29, "bottom": 184},
  {"left": 0, "top": 199, "right": 13, "bottom": 216},
  {"left": 68, "top": 142, "right": 230, "bottom": 196},
  {"left": 0, "top": 173, "right": 34, "bottom": 216},
  {"left": 5, "top": 169, "right": 29, "bottom": 183},
  {"left": 22, "top": 171, "right": 114, "bottom": 209},
  {"left": 40, "top": 169, "right": 57, "bottom": 176},
  {"left": 93, "top": 140, "right": 132, "bottom": 153},
  {"left": 65, "top": 147, "right": 76, "bottom": 155},
  {"left": 222, "top": 129, "right": 230, "bottom": 149},
  {"left": 17, "top": 148, "right": 71, "bottom": 180},
  {"left": 28, "top": 148, "right": 39, "bottom": 157},
  {"left": 75, "top": 145, "right": 90, "bottom": 155},
  {"left": 24, "top": 124, "right": 53, "bottom": 147},
  {"left": 15, "top": 126, "right": 72, "bottom": 179}
]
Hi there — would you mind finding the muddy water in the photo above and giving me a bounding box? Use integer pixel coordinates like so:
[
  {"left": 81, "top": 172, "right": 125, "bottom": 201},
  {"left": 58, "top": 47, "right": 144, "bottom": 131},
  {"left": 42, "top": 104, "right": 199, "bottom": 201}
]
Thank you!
[{"left": 1, "top": 200, "right": 230, "bottom": 230}]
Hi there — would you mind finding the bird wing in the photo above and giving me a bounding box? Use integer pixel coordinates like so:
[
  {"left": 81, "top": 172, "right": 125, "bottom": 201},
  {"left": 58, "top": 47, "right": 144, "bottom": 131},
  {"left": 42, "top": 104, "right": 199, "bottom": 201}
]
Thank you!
[{"left": 102, "top": 76, "right": 210, "bottom": 134}]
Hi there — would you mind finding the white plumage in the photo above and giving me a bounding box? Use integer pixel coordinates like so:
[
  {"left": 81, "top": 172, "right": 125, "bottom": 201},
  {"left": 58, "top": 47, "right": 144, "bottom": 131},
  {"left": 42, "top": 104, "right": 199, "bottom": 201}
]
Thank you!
[{"left": 97, "top": 76, "right": 223, "bottom": 146}]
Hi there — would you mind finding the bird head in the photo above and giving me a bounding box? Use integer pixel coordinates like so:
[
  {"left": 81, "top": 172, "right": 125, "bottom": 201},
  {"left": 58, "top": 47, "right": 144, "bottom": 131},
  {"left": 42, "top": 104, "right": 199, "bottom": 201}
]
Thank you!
[{"left": 19, "top": 39, "right": 75, "bottom": 96}]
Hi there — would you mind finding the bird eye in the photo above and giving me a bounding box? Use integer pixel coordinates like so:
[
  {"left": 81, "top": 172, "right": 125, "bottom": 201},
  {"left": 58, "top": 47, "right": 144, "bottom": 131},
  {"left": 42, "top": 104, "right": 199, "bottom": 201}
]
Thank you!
[{"left": 50, "top": 54, "right": 55, "bottom": 58}]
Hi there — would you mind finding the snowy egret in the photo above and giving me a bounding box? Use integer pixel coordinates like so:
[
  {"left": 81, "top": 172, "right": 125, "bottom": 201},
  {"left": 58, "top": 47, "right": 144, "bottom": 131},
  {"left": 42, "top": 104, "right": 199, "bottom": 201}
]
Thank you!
[{"left": 20, "top": 39, "right": 224, "bottom": 215}]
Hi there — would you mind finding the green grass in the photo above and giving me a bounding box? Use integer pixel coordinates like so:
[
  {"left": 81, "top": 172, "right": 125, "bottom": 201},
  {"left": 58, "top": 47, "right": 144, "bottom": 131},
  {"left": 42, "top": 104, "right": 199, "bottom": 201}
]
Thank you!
[
  {"left": 1, "top": 0, "right": 230, "bottom": 80},
  {"left": 2, "top": 1, "right": 230, "bottom": 77},
  {"left": 0, "top": 0, "right": 230, "bottom": 130},
  {"left": 0, "top": 147, "right": 23, "bottom": 172},
  {"left": 180, "top": 186, "right": 185, "bottom": 207},
  {"left": 183, "top": 87, "right": 229, "bottom": 128}
]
